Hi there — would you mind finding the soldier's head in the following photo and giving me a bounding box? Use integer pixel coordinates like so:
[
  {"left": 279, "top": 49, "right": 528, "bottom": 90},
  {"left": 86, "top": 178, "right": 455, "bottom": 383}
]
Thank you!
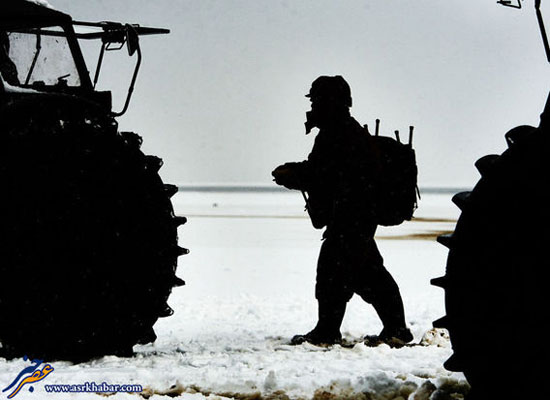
[
  {"left": 306, "top": 75, "right": 352, "bottom": 108},
  {"left": 305, "top": 75, "right": 352, "bottom": 133}
]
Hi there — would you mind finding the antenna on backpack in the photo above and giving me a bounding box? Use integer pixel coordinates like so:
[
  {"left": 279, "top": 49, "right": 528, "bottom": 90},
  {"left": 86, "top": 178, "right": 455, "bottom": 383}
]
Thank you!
[
  {"left": 375, "top": 119, "right": 380, "bottom": 136},
  {"left": 409, "top": 126, "right": 414, "bottom": 146},
  {"left": 394, "top": 130, "right": 401, "bottom": 143}
]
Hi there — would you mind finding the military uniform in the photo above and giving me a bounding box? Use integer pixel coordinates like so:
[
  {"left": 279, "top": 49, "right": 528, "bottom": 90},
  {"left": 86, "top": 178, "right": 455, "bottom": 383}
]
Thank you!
[{"left": 273, "top": 76, "right": 411, "bottom": 345}]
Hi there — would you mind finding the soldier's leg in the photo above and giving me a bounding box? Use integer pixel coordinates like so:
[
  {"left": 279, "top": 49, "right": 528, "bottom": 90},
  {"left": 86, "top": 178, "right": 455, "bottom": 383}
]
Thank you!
[
  {"left": 354, "top": 237, "right": 412, "bottom": 342},
  {"left": 291, "top": 235, "right": 352, "bottom": 345},
  {"left": 316, "top": 234, "right": 355, "bottom": 335}
]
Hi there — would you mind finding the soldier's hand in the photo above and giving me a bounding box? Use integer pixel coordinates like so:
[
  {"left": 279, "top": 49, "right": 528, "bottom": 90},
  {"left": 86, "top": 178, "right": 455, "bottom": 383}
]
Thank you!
[{"left": 272, "top": 163, "right": 303, "bottom": 190}]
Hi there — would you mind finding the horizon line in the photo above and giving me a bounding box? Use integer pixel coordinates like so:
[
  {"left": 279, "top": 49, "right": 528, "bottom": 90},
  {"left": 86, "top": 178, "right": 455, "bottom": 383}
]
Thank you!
[{"left": 174, "top": 185, "right": 470, "bottom": 194}]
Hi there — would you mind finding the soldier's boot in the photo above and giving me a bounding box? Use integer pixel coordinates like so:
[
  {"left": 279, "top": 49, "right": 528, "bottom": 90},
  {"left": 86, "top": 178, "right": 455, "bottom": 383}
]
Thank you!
[
  {"left": 291, "top": 300, "right": 346, "bottom": 346},
  {"left": 364, "top": 327, "right": 413, "bottom": 348},
  {"left": 365, "top": 308, "right": 413, "bottom": 348}
]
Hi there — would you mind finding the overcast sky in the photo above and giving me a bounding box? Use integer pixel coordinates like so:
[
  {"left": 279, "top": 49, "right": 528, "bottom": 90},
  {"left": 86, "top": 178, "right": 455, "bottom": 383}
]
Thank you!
[{"left": 50, "top": 0, "right": 550, "bottom": 188}]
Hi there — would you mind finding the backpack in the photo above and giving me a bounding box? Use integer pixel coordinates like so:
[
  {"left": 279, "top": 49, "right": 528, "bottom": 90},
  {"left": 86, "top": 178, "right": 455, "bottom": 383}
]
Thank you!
[{"left": 367, "top": 121, "right": 420, "bottom": 226}]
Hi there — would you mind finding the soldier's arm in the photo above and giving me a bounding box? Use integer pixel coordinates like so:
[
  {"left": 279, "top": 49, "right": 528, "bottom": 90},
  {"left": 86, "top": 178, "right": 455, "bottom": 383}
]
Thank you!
[
  {"left": 272, "top": 132, "right": 331, "bottom": 191},
  {"left": 272, "top": 161, "right": 313, "bottom": 190}
]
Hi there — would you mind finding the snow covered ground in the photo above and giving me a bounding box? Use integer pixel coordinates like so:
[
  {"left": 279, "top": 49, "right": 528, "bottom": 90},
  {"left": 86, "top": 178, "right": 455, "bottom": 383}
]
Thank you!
[{"left": 0, "top": 190, "right": 470, "bottom": 400}]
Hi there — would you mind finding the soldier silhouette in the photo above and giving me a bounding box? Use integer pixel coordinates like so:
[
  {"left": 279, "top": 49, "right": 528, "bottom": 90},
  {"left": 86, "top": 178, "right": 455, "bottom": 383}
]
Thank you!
[{"left": 272, "top": 75, "right": 412, "bottom": 346}]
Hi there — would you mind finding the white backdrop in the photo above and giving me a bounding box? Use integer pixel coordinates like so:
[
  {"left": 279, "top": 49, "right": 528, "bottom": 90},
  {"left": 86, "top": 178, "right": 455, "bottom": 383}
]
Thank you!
[{"left": 50, "top": 0, "right": 550, "bottom": 188}]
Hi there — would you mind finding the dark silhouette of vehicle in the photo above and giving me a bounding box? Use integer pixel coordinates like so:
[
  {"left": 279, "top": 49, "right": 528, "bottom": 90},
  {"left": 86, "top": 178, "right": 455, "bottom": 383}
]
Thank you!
[
  {"left": 0, "top": 0, "right": 186, "bottom": 361},
  {"left": 432, "top": 0, "right": 549, "bottom": 398}
]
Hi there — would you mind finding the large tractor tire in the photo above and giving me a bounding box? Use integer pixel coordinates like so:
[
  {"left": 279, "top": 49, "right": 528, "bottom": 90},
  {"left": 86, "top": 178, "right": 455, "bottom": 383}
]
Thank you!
[
  {"left": 432, "top": 125, "right": 549, "bottom": 399},
  {"left": 0, "top": 95, "right": 186, "bottom": 361}
]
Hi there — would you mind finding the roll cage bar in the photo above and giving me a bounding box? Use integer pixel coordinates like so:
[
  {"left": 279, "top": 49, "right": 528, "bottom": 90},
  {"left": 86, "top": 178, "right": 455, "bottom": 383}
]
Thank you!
[
  {"left": 72, "top": 21, "right": 169, "bottom": 116},
  {"left": 498, "top": 0, "right": 550, "bottom": 127},
  {"left": 6, "top": 18, "right": 168, "bottom": 116},
  {"left": 498, "top": 0, "right": 550, "bottom": 63}
]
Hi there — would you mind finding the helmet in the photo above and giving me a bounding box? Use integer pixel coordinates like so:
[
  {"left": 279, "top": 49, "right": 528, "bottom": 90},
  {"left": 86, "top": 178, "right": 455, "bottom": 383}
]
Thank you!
[{"left": 305, "top": 75, "right": 352, "bottom": 107}]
